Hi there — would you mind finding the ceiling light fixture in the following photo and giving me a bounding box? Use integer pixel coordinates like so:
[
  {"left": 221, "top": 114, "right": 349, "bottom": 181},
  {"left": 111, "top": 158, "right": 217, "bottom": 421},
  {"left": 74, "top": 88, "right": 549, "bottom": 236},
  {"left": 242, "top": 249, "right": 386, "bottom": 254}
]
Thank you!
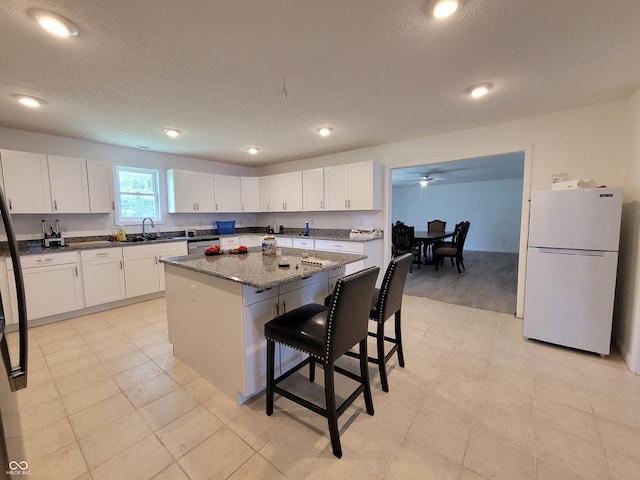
[
  {"left": 468, "top": 83, "right": 493, "bottom": 98},
  {"left": 12, "top": 94, "right": 45, "bottom": 108},
  {"left": 28, "top": 9, "right": 78, "bottom": 37},
  {"left": 419, "top": 179, "right": 428, "bottom": 187},
  {"left": 431, "top": 0, "right": 461, "bottom": 19},
  {"left": 163, "top": 128, "right": 181, "bottom": 138},
  {"left": 317, "top": 127, "right": 333, "bottom": 137},
  {"left": 246, "top": 147, "right": 259, "bottom": 155}
]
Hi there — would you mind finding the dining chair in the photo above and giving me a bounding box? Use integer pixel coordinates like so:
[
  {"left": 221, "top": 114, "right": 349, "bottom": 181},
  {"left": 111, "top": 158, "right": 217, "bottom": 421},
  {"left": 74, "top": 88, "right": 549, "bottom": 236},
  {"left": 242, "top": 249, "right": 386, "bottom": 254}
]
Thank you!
[
  {"left": 391, "top": 222, "right": 421, "bottom": 272},
  {"left": 425, "top": 219, "right": 447, "bottom": 259},
  {"left": 435, "top": 221, "right": 470, "bottom": 273}
]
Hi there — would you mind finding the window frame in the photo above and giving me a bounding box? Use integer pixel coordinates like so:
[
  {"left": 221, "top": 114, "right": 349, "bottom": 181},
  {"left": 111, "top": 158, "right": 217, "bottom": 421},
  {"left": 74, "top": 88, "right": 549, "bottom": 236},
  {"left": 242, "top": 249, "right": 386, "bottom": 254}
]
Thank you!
[{"left": 114, "top": 165, "right": 162, "bottom": 225}]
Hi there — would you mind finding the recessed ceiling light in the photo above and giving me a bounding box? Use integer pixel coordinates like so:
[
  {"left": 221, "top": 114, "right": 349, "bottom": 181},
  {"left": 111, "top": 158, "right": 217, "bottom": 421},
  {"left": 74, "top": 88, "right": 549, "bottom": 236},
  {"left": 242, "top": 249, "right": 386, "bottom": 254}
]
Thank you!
[
  {"left": 12, "top": 94, "right": 45, "bottom": 108},
  {"left": 246, "top": 147, "right": 259, "bottom": 155},
  {"left": 467, "top": 83, "right": 493, "bottom": 98},
  {"left": 28, "top": 9, "right": 78, "bottom": 37},
  {"left": 163, "top": 128, "right": 181, "bottom": 138},
  {"left": 317, "top": 127, "right": 333, "bottom": 137},
  {"left": 430, "top": 0, "right": 462, "bottom": 19}
]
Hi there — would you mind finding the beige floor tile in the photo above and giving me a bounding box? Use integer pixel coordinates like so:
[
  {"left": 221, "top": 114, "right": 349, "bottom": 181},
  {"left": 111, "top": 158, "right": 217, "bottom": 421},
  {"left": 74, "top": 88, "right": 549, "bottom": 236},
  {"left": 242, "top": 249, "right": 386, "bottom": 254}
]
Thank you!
[
  {"left": 152, "top": 463, "right": 190, "bottom": 480},
  {"left": 141, "top": 341, "right": 174, "bottom": 359},
  {"left": 91, "top": 434, "right": 173, "bottom": 480},
  {"left": 486, "top": 363, "right": 534, "bottom": 395},
  {"left": 55, "top": 364, "right": 111, "bottom": 396},
  {"left": 44, "top": 344, "right": 93, "bottom": 366},
  {"left": 533, "top": 377, "right": 592, "bottom": 413},
  {"left": 535, "top": 458, "right": 604, "bottom": 480},
  {"left": 166, "top": 362, "right": 200, "bottom": 385},
  {"left": 153, "top": 352, "right": 185, "bottom": 372},
  {"left": 482, "top": 381, "right": 533, "bottom": 419},
  {"left": 62, "top": 377, "right": 121, "bottom": 415},
  {"left": 452, "top": 336, "right": 494, "bottom": 360},
  {"left": 183, "top": 375, "right": 224, "bottom": 403},
  {"left": 27, "top": 366, "right": 54, "bottom": 388},
  {"left": 124, "top": 372, "right": 180, "bottom": 408},
  {"left": 431, "top": 368, "right": 486, "bottom": 401},
  {"left": 490, "top": 348, "right": 536, "bottom": 375},
  {"left": 459, "top": 467, "right": 490, "bottom": 480},
  {"left": 40, "top": 335, "right": 85, "bottom": 355},
  {"left": 596, "top": 416, "right": 640, "bottom": 461},
  {"left": 606, "top": 450, "right": 640, "bottom": 480},
  {"left": 383, "top": 441, "right": 461, "bottom": 480},
  {"left": 228, "top": 398, "right": 292, "bottom": 450},
  {"left": 102, "top": 349, "right": 150, "bottom": 375},
  {"left": 590, "top": 391, "right": 640, "bottom": 428},
  {"left": 421, "top": 386, "right": 479, "bottom": 424},
  {"left": 179, "top": 427, "right": 254, "bottom": 480},
  {"left": 534, "top": 397, "right": 600, "bottom": 443},
  {"left": 69, "top": 393, "right": 134, "bottom": 438},
  {"left": 80, "top": 326, "right": 119, "bottom": 344},
  {"left": 79, "top": 411, "right": 152, "bottom": 468},
  {"left": 29, "top": 442, "right": 88, "bottom": 480},
  {"left": 120, "top": 323, "right": 161, "bottom": 340},
  {"left": 227, "top": 453, "right": 286, "bottom": 480},
  {"left": 463, "top": 430, "right": 535, "bottom": 480},
  {"left": 444, "top": 351, "right": 489, "bottom": 377},
  {"left": 156, "top": 405, "right": 224, "bottom": 458},
  {"left": 93, "top": 340, "right": 139, "bottom": 363},
  {"left": 9, "top": 398, "right": 68, "bottom": 436},
  {"left": 14, "top": 381, "right": 59, "bottom": 412},
  {"left": 364, "top": 380, "right": 423, "bottom": 436},
  {"left": 22, "top": 417, "right": 76, "bottom": 462},
  {"left": 535, "top": 423, "right": 610, "bottom": 479},
  {"left": 534, "top": 358, "right": 584, "bottom": 389},
  {"left": 49, "top": 352, "right": 101, "bottom": 379},
  {"left": 473, "top": 401, "right": 536, "bottom": 454},
  {"left": 112, "top": 360, "right": 164, "bottom": 390},
  {"left": 139, "top": 387, "right": 200, "bottom": 430},
  {"left": 131, "top": 330, "right": 169, "bottom": 349}
]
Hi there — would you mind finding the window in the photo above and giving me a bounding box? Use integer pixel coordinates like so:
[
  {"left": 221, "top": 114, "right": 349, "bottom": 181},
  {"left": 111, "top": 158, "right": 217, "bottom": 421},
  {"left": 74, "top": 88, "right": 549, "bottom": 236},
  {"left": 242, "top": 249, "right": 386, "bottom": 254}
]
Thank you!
[{"left": 115, "top": 166, "right": 161, "bottom": 224}]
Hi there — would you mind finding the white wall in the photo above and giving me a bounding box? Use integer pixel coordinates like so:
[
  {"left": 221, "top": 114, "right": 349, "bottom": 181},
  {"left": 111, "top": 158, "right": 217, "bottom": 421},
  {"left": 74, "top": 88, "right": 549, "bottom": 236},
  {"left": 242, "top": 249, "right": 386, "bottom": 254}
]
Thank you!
[
  {"left": 0, "top": 126, "right": 257, "bottom": 239},
  {"left": 392, "top": 177, "right": 523, "bottom": 253},
  {"left": 615, "top": 86, "right": 640, "bottom": 374}
]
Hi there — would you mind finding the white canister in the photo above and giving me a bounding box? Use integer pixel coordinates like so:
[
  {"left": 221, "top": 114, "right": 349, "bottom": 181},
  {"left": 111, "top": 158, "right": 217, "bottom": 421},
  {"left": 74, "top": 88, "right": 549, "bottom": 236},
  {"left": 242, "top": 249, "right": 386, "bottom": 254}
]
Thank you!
[{"left": 262, "top": 236, "right": 277, "bottom": 255}]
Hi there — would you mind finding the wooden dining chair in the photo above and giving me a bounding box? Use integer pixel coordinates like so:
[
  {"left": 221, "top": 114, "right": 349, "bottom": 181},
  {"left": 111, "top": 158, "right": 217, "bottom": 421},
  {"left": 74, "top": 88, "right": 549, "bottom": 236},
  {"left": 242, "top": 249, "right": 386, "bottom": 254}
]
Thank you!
[
  {"left": 391, "top": 222, "right": 421, "bottom": 272},
  {"left": 435, "top": 221, "right": 470, "bottom": 273}
]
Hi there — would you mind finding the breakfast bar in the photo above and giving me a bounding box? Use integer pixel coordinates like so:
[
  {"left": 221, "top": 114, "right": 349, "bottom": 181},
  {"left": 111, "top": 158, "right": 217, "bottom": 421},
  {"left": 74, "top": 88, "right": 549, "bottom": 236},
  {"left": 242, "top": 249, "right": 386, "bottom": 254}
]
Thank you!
[{"left": 161, "top": 247, "right": 366, "bottom": 404}]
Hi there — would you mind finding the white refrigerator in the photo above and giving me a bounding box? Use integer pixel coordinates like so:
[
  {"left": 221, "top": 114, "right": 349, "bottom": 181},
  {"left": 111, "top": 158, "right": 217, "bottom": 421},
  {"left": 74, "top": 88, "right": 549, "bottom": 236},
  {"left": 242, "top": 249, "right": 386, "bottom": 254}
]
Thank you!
[{"left": 523, "top": 187, "right": 623, "bottom": 355}]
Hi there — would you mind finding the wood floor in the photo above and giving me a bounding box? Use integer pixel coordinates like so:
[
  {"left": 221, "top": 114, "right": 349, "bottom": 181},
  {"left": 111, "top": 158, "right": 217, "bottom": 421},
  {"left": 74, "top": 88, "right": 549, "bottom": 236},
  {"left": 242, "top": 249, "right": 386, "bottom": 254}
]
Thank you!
[{"left": 403, "top": 250, "right": 519, "bottom": 314}]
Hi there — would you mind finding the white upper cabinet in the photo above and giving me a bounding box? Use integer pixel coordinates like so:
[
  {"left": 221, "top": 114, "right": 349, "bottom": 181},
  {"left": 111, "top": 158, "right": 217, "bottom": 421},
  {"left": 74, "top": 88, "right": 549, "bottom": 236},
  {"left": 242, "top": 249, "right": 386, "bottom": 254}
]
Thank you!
[
  {"left": 262, "top": 172, "right": 302, "bottom": 212},
  {"left": 0, "top": 149, "right": 52, "bottom": 213},
  {"left": 241, "top": 177, "right": 260, "bottom": 212},
  {"left": 214, "top": 174, "right": 242, "bottom": 212},
  {"left": 48, "top": 155, "right": 90, "bottom": 213},
  {"left": 303, "top": 168, "right": 324, "bottom": 211},
  {"left": 87, "top": 160, "right": 115, "bottom": 213},
  {"left": 167, "top": 169, "right": 215, "bottom": 213},
  {"left": 258, "top": 176, "right": 270, "bottom": 211},
  {"left": 324, "top": 161, "right": 382, "bottom": 211}
]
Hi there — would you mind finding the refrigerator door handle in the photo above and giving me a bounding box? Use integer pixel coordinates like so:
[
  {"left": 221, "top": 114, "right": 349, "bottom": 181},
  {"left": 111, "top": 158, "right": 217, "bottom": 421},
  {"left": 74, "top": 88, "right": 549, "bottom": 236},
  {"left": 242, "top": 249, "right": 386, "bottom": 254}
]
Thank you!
[
  {"left": 0, "top": 187, "right": 28, "bottom": 392},
  {"left": 535, "top": 247, "right": 606, "bottom": 257}
]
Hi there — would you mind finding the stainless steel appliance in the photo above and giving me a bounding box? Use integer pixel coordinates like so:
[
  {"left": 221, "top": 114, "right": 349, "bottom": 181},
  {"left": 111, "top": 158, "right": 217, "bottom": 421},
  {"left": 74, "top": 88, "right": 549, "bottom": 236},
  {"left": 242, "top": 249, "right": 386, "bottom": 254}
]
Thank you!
[
  {"left": 0, "top": 186, "right": 29, "bottom": 477},
  {"left": 42, "top": 219, "right": 64, "bottom": 248},
  {"left": 188, "top": 239, "right": 220, "bottom": 254}
]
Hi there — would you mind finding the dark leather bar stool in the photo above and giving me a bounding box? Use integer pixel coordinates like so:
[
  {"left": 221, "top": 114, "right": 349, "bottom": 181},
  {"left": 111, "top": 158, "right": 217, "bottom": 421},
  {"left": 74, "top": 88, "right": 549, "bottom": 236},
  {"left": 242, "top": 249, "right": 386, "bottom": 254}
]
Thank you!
[
  {"left": 342, "top": 253, "right": 413, "bottom": 392},
  {"left": 265, "top": 266, "right": 380, "bottom": 458}
]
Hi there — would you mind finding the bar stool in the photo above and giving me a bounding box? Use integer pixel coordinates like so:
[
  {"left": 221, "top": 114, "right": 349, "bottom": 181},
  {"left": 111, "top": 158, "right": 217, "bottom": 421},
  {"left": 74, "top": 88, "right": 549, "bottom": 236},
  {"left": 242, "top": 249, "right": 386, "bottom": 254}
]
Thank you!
[{"left": 264, "top": 266, "right": 380, "bottom": 458}]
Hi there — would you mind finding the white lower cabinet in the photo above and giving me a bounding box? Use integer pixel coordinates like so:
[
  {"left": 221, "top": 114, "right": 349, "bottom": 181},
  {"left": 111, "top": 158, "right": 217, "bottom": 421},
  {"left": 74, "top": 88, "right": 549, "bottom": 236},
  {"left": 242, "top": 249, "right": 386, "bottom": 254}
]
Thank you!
[
  {"left": 123, "top": 242, "right": 188, "bottom": 297},
  {"left": 11, "top": 251, "right": 84, "bottom": 320},
  {"left": 315, "top": 239, "right": 383, "bottom": 282},
  {"left": 241, "top": 271, "right": 327, "bottom": 398},
  {"left": 157, "top": 242, "right": 188, "bottom": 291},
  {"left": 81, "top": 248, "right": 126, "bottom": 307}
]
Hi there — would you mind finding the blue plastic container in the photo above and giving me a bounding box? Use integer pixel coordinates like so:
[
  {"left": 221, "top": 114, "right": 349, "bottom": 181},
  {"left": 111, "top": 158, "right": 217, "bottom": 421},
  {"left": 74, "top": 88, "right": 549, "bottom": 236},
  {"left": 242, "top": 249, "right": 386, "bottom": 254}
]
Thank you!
[{"left": 216, "top": 221, "right": 235, "bottom": 234}]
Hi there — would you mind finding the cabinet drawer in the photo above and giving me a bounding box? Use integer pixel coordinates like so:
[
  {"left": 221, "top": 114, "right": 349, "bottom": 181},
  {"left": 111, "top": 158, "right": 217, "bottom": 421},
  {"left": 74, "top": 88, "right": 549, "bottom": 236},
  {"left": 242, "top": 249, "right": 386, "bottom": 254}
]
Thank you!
[
  {"left": 157, "top": 241, "right": 187, "bottom": 256},
  {"left": 275, "top": 237, "right": 292, "bottom": 248},
  {"left": 220, "top": 237, "right": 240, "bottom": 249},
  {"left": 292, "top": 238, "right": 314, "bottom": 249},
  {"left": 21, "top": 251, "right": 80, "bottom": 268},
  {"left": 80, "top": 247, "right": 123, "bottom": 261},
  {"left": 243, "top": 285, "right": 278, "bottom": 306},
  {"left": 122, "top": 243, "right": 158, "bottom": 257},
  {"left": 314, "top": 239, "right": 364, "bottom": 254},
  {"left": 279, "top": 271, "right": 328, "bottom": 295}
]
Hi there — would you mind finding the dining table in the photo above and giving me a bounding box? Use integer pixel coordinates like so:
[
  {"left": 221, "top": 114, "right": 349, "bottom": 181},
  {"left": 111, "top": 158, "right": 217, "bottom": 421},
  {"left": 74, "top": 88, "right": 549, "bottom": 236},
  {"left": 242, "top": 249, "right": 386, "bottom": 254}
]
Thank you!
[{"left": 413, "top": 230, "right": 454, "bottom": 264}]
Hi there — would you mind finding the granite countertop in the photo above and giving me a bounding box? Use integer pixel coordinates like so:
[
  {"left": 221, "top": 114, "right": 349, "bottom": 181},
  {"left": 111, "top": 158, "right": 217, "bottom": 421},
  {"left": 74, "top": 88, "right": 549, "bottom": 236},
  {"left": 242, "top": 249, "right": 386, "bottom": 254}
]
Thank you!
[{"left": 160, "top": 247, "right": 367, "bottom": 289}]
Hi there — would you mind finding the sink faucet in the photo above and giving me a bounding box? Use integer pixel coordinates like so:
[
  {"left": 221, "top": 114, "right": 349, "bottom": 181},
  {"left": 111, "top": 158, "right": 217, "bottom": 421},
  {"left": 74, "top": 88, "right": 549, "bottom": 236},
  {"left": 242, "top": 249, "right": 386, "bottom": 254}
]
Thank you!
[{"left": 142, "top": 217, "right": 155, "bottom": 238}]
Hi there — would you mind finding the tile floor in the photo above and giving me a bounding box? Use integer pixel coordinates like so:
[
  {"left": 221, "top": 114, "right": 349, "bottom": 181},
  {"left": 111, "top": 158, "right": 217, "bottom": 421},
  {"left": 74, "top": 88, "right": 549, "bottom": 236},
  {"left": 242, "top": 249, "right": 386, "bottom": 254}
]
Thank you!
[{"left": 6, "top": 295, "right": 640, "bottom": 480}]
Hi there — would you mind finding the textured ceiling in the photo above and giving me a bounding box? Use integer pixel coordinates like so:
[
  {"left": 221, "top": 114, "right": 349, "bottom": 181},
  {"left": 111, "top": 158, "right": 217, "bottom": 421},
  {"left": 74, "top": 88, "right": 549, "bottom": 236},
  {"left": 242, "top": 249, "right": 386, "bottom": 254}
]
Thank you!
[{"left": 1, "top": 1, "right": 639, "bottom": 167}]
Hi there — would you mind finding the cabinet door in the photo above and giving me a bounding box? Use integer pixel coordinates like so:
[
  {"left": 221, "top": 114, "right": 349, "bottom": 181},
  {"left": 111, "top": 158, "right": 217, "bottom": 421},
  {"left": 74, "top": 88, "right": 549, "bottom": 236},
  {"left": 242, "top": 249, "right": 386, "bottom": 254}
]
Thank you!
[
  {"left": 324, "top": 164, "right": 349, "bottom": 211},
  {"left": 348, "top": 161, "right": 375, "bottom": 210},
  {"left": 48, "top": 155, "right": 90, "bottom": 213},
  {"left": 214, "top": 174, "right": 242, "bottom": 212},
  {"left": 242, "top": 297, "right": 280, "bottom": 396},
  {"left": 241, "top": 177, "right": 260, "bottom": 212},
  {"left": 259, "top": 176, "right": 271, "bottom": 211},
  {"left": 83, "top": 258, "right": 126, "bottom": 306},
  {"left": 303, "top": 168, "right": 324, "bottom": 211},
  {"left": 158, "top": 243, "right": 188, "bottom": 291},
  {"left": 268, "top": 174, "right": 285, "bottom": 212},
  {"left": 283, "top": 171, "right": 303, "bottom": 211},
  {"left": 278, "top": 281, "right": 326, "bottom": 372},
  {"left": 167, "top": 169, "right": 196, "bottom": 213},
  {"left": 194, "top": 172, "right": 215, "bottom": 212},
  {"left": 23, "top": 263, "right": 84, "bottom": 319},
  {"left": 0, "top": 149, "right": 52, "bottom": 213},
  {"left": 124, "top": 254, "right": 159, "bottom": 297},
  {"left": 87, "top": 160, "right": 115, "bottom": 213}
]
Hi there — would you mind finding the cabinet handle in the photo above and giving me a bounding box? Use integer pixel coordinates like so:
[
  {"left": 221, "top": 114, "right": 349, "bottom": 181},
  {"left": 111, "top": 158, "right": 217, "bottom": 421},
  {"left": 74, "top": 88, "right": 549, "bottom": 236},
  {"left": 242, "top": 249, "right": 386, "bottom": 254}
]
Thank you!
[
  {"left": 75, "top": 266, "right": 78, "bottom": 277},
  {"left": 242, "top": 204, "right": 245, "bottom": 211},
  {"left": 281, "top": 300, "right": 286, "bottom": 314},
  {"left": 54, "top": 200, "right": 58, "bottom": 210},
  {"left": 193, "top": 202, "right": 196, "bottom": 211},
  {"left": 197, "top": 202, "right": 200, "bottom": 210},
  {"left": 120, "top": 260, "right": 123, "bottom": 270},
  {"left": 112, "top": 201, "right": 115, "bottom": 210},
  {"left": 36, "top": 258, "right": 54, "bottom": 263},
  {"left": 320, "top": 200, "right": 323, "bottom": 209},
  {"left": 344, "top": 200, "right": 348, "bottom": 208},
  {"left": 215, "top": 203, "right": 218, "bottom": 211},
  {"left": 348, "top": 199, "right": 351, "bottom": 208},
  {"left": 95, "top": 252, "right": 110, "bottom": 257},
  {"left": 274, "top": 302, "right": 279, "bottom": 316},
  {"left": 8, "top": 199, "right": 12, "bottom": 210}
]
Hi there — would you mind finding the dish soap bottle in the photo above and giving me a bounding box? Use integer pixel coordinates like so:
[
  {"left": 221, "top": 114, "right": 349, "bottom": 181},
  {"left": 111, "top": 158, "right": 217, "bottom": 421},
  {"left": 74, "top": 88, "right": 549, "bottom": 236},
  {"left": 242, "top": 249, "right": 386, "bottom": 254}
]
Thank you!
[{"left": 116, "top": 227, "right": 127, "bottom": 242}]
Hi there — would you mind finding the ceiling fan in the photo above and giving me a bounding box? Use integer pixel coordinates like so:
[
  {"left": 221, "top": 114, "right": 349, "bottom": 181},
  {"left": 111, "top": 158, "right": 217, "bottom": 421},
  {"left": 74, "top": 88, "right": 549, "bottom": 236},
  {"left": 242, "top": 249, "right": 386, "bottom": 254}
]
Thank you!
[{"left": 401, "top": 174, "right": 441, "bottom": 186}]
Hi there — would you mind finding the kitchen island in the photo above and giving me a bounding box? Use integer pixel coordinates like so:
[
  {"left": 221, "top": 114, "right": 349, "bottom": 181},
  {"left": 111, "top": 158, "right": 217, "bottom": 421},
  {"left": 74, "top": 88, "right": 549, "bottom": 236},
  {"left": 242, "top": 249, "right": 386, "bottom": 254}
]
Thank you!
[{"left": 161, "top": 247, "right": 367, "bottom": 404}]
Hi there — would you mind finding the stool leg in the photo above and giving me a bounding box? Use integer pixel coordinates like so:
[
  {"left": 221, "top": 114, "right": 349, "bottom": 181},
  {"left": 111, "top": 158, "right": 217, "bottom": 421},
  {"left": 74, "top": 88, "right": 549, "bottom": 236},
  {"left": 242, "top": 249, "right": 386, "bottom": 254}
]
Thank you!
[
  {"left": 266, "top": 339, "right": 275, "bottom": 416},
  {"left": 309, "top": 357, "right": 315, "bottom": 383},
  {"left": 395, "top": 310, "right": 405, "bottom": 368},
  {"left": 376, "top": 322, "right": 389, "bottom": 393},
  {"left": 324, "top": 362, "right": 342, "bottom": 458},
  {"left": 360, "top": 338, "right": 374, "bottom": 416}
]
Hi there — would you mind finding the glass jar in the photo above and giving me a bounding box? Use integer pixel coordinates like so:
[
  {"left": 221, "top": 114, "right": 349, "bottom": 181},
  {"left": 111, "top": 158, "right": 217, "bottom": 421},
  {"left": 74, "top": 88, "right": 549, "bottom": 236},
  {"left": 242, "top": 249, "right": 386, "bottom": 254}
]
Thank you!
[{"left": 262, "top": 236, "right": 277, "bottom": 255}]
